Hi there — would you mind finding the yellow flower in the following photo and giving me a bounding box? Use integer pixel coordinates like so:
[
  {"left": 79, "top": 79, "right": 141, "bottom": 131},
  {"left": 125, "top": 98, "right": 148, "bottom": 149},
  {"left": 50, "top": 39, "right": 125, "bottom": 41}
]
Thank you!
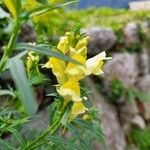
[
  {"left": 44, "top": 57, "right": 67, "bottom": 84},
  {"left": 44, "top": 31, "right": 112, "bottom": 122},
  {"left": 57, "top": 32, "right": 73, "bottom": 54},
  {"left": 69, "top": 36, "right": 89, "bottom": 57},
  {"left": 75, "top": 46, "right": 88, "bottom": 57},
  {"left": 75, "top": 36, "right": 89, "bottom": 50},
  {"left": 86, "top": 51, "right": 112, "bottom": 75},
  {"left": 65, "top": 54, "right": 86, "bottom": 80},
  {"left": 3, "top": 0, "right": 16, "bottom": 18},
  {"left": 57, "top": 80, "right": 82, "bottom": 102},
  {"left": 69, "top": 101, "right": 86, "bottom": 121}
]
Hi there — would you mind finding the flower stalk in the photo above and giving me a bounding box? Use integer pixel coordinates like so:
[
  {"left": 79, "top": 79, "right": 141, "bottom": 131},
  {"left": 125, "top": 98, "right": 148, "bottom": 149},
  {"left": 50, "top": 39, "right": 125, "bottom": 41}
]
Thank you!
[{"left": 22, "top": 119, "right": 61, "bottom": 150}]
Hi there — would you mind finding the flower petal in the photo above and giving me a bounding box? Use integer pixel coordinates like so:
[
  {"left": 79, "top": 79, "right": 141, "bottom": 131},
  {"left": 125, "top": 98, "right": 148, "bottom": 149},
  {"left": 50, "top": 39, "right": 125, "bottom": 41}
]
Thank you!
[
  {"left": 86, "top": 51, "right": 111, "bottom": 75},
  {"left": 44, "top": 57, "right": 67, "bottom": 84},
  {"left": 57, "top": 32, "right": 73, "bottom": 54},
  {"left": 69, "top": 101, "right": 86, "bottom": 121},
  {"left": 65, "top": 54, "right": 86, "bottom": 80},
  {"left": 57, "top": 80, "right": 82, "bottom": 102}
]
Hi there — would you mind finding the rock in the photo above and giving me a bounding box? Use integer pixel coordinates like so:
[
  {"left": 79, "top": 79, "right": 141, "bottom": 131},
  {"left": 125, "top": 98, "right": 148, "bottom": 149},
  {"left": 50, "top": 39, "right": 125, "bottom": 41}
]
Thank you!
[
  {"left": 83, "top": 27, "right": 117, "bottom": 56},
  {"left": 126, "top": 144, "right": 139, "bottom": 150},
  {"left": 123, "top": 22, "right": 140, "bottom": 45},
  {"left": 103, "top": 53, "right": 138, "bottom": 88},
  {"left": 22, "top": 108, "right": 49, "bottom": 134},
  {"left": 87, "top": 78, "right": 126, "bottom": 150},
  {"left": 142, "top": 22, "right": 150, "bottom": 47},
  {"left": 141, "top": 22, "right": 150, "bottom": 70},
  {"left": 131, "top": 115, "right": 145, "bottom": 129},
  {"left": 137, "top": 74, "right": 150, "bottom": 94},
  {"left": 118, "top": 101, "right": 139, "bottom": 133},
  {"left": 136, "top": 74, "right": 150, "bottom": 120},
  {"left": 142, "top": 21, "right": 150, "bottom": 36},
  {"left": 137, "top": 49, "right": 149, "bottom": 75},
  {"left": 142, "top": 103, "right": 150, "bottom": 121}
]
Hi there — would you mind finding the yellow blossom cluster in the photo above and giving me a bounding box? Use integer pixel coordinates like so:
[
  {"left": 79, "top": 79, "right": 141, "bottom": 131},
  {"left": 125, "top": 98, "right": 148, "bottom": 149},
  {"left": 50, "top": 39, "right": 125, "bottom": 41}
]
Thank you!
[{"left": 44, "top": 32, "right": 111, "bottom": 121}]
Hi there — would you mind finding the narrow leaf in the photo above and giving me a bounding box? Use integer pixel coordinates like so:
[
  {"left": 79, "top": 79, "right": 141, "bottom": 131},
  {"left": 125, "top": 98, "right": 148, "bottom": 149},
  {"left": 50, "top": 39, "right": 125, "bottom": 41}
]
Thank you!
[
  {"left": 67, "top": 123, "right": 89, "bottom": 150},
  {"left": 0, "top": 138, "right": 16, "bottom": 150},
  {"left": 16, "top": 43, "right": 82, "bottom": 65},
  {"left": 61, "top": 108, "right": 70, "bottom": 126},
  {"left": 46, "top": 135, "right": 78, "bottom": 149},
  {"left": 28, "top": 1, "right": 76, "bottom": 18},
  {"left": 13, "top": 50, "right": 28, "bottom": 59},
  {"left": 36, "top": 0, "right": 48, "bottom": 5},
  {"left": 8, "top": 58, "right": 38, "bottom": 115},
  {"left": 7, "top": 127, "right": 24, "bottom": 144},
  {"left": 0, "top": 90, "right": 15, "bottom": 97}
]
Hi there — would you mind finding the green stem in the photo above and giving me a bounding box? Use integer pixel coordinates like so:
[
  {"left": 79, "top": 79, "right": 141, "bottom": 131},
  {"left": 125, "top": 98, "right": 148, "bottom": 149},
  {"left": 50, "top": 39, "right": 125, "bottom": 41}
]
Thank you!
[
  {"left": 23, "top": 120, "right": 61, "bottom": 150},
  {"left": 0, "top": 19, "right": 21, "bottom": 72},
  {"left": 22, "top": 99, "right": 71, "bottom": 150}
]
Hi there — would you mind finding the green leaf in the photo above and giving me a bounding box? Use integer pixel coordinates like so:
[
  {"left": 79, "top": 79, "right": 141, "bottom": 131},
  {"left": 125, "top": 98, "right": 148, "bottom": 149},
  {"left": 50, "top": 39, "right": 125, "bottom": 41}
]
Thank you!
[
  {"left": 131, "top": 127, "right": 150, "bottom": 150},
  {"left": 29, "top": 72, "right": 48, "bottom": 85},
  {"left": 28, "top": 1, "right": 76, "bottom": 18},
  {"left": 134, "top": 90, "right": 150, "bottom": 102},
  {"left": 46, "top": 135, "right": 78, "bottom": 149},
  {"left": 16, "top": 43, "right": 82, "bottom": 65},
  {"left": 67, "top": 123, "right": 89, "bottom": 150},
  {"left": 36, "top": 0, "right": 48, "bottom": 5},
  {"left": 0, "top": 138, "right": 16, "bottom": 150},
  {"left": 74, "top": 118, "right": 94, "bottom": 131},
  {"left": 61, "top": 107, "right": 70, "bottom": 126},
  {"left": 7, "top": 127, "right": 24, "bottom": 144},
  {"left": 127, "top": 87, "right": 150, "bottom": 102},
  {"left": 74, "top": 118, "right": 107, "bottom": 149},
  {"left": 0, "top": 90, "right": 16, "bottom": 98},
  {"left": 10, "top": 117, "right": 29, "bottom": 128},
  {"left": 8, "top": 58, "right": 38, "bottom": 116},
  {"left": 15, "top": 0, "right": 22, "bottom": 16},
  {"left": 67, "top": 123, "right": 83, "bottom": 140},
  {"left": 12, "top": 50, "right": 28, "bottom": 59}
]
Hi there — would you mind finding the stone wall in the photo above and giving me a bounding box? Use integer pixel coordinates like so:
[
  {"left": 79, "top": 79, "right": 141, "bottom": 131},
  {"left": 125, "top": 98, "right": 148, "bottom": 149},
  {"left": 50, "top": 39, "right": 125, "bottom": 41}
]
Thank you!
[{"left": 85, "top": 21, "right": 150, "bottom": 150}]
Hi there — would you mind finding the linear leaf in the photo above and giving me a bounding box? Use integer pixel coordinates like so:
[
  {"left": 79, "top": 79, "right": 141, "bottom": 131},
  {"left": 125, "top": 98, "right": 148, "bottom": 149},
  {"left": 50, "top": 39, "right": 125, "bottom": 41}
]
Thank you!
[
  {"left": 46, "top": 135, "right": 78, "bottom": 149},
  {"left": 67, "top": 124, "right": 89, "bottom": 150},
  {"left": 8, "top": 58, "right": 38, "bottom": 115},
  {"left": 0, "top": 138, "right": 16, "bottom": 150},
  {"left": 7, "top": 127, "right": 24, "bottom": 144},
  {"left": 131, "top": 87, "right": 150, "bottom": 102},
  {"left": 61, "top": 107, "right": 70, "bottom": 126},
  {"left": 16, "top": 43, "right": 82, "bottom": 65},
  {"left": 13, "top": 50, "right": 28, "bottom": 59},
  {"left": 0, "top": 90, "right": 15, "bottom": 97},
  {"left": 28, "top": 1, "right": 76, "bottom": 18},
  {"left": 36, "top": 0, "right": 48, "bottom": 5},
  {"left": 74, "top": 118, "right": 107, "bottom": 149}
]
